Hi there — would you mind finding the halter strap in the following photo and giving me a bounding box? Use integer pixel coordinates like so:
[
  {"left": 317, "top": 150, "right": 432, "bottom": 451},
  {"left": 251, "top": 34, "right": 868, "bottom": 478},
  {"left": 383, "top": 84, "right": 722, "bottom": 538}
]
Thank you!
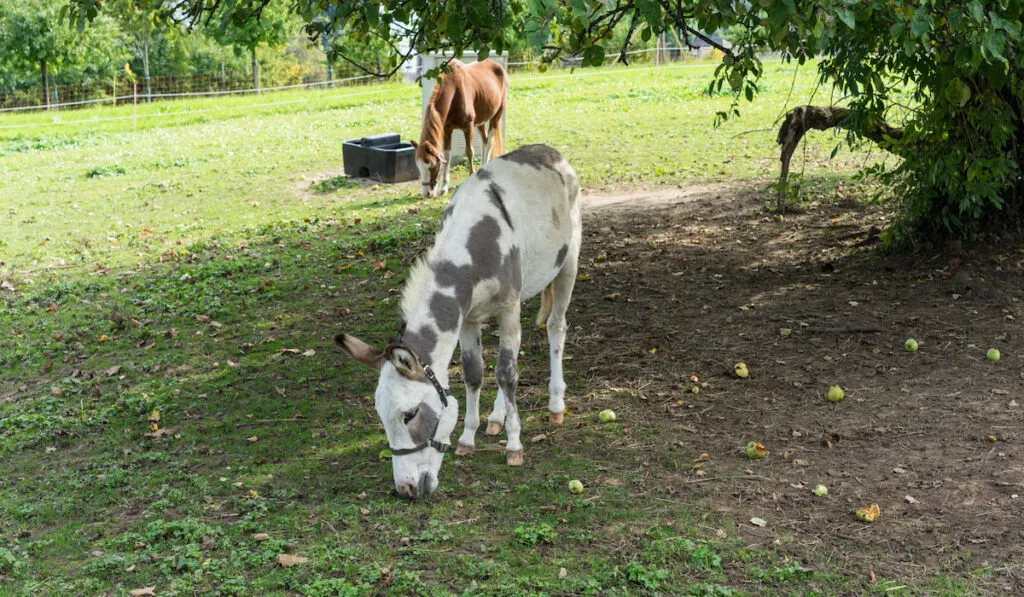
[{"left": 388, "top": 362, "right": 452, "bottom": 456}]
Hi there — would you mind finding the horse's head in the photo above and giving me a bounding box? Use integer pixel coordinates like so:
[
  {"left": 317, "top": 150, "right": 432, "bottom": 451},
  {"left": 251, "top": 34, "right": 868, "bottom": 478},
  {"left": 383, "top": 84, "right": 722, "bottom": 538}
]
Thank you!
[
  {"left": 335, "top": 333, "right": 457, "bottom": 499},
  {"left": 409, "top": 139, "right": 446, "bottom": 198}
]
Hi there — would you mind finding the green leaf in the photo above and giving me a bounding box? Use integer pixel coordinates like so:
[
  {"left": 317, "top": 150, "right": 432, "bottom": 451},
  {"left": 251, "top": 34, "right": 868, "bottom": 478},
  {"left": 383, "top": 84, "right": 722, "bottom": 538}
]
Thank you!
[
  {"left": 982, "top": 30, "right": 1006, "bottom": 59},
  {"left": 835, "top": 8, "right": 855, "bottom": 30},
  {"left": 446, "top": 15, "right": 465, "bottom": 41},
  {"left": 945, "top": 78, "right": 972, "bottom": 107},
  {"left": 967, "top": 1, "right": 985, "bottom": 23}
]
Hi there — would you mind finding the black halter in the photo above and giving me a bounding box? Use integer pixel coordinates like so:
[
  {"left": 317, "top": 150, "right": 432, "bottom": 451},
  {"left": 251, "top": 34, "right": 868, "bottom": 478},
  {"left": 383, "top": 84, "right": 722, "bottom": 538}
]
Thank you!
[{"left": 389, "top": 364, "right": 452, "bottom": 456}]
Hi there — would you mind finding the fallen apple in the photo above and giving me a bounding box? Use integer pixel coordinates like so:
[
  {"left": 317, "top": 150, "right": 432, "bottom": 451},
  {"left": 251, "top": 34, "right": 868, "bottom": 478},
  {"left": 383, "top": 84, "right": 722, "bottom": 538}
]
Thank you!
[
  {"left": 987, "top": 348, "right": 1001, "bottom": 361},
  {"left": 734, "top": 363, "right": 749, "bottom": 378},
  {"left": 598, "top": 409, "right": 616, "bottom": 423},
  {"left": 855, "top": 503, "right": 881, "bottom": 522},
  {"left": 568, "top": 479, "right": 584, "bottom": 494},
  {"left": 745, "top": 441, "right": 767, "bottom": 459},
  {"left": 812, "top": 484, "right": 828, "bottom": 497},
  {"left": 826, "top": 385, "right": 845, "bottom": 403},
  {"left": 904, "top": 338, "right": 918, "bottom": 352}
]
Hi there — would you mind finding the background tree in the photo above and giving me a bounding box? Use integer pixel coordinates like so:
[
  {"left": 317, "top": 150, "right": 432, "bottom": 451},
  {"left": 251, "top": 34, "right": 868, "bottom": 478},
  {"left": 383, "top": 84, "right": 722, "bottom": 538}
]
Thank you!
[
  {"left": 0, "top": 0, "right": 128, "bottom": 105},
  {"left": 205, "top": 2, "right": 291, "bottom": 91}
]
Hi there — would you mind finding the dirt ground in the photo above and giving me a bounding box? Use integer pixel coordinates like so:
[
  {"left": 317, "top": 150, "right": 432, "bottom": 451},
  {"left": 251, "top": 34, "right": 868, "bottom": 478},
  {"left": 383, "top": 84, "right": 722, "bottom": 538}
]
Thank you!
[{"left": 548, "top": 182, "right": 1023, "bottom": 590}]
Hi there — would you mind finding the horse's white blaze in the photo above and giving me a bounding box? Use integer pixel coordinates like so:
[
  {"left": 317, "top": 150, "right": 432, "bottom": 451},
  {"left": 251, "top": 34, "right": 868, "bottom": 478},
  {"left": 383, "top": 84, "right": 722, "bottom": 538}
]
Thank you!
[{"left": 340, "top": 144, "right": 581, "bottom": 498}]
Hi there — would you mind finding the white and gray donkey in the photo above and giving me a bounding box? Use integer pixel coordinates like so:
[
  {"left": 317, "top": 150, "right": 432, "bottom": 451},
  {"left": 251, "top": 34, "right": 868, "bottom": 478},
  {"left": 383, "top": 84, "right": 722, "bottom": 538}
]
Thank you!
[{"left": 336, "top": 144, "right": 582, "bottom": 499}]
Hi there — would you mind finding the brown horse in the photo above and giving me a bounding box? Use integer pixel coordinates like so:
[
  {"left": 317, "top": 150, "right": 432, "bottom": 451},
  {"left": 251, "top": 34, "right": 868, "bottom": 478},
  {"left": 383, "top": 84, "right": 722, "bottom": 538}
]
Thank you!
[{"left": 410, "top": 59, "right": 508, "bottom": 197}]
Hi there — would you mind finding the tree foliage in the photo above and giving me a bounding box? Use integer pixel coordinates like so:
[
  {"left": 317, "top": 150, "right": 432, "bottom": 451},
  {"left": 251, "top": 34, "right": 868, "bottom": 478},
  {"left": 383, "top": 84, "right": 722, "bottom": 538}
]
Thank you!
[{"left": 63, "top": 0, "right": 1024, "bottom": 239}]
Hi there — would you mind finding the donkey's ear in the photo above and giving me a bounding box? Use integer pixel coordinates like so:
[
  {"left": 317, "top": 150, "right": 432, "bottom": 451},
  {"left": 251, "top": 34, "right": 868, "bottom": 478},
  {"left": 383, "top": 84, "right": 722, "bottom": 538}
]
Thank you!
[
  {"left": 408, "top": 139, "right": 418, "bottom": 150},
  {"left": 435, "top": 150, "right": 447, "bottom": 166},
  {"left": 335, "top": 333, "right": 384, "bottom": 368},
  {"left": 385, "top": 345, "right": 426, "bottom": 381}
]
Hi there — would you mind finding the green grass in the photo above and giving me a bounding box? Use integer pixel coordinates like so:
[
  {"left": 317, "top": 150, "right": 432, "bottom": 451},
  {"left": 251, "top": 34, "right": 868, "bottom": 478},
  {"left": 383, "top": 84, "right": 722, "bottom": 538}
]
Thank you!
[
  {"left": 0, "top": 61, "right": 980, "bottom": 596},
  {"left": 1, "top": 60, "right": 875, "bottom": 277}
]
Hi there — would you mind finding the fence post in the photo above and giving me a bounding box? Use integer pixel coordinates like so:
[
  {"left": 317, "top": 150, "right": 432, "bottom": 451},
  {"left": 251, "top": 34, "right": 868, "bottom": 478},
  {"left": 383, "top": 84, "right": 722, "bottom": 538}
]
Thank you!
[
  {"left": 221, "top": 63, "right": 227, "bottom": 92},
  {"left": 145, "top": 75, "right": 151, "bottom": 103},
  {"left": 133, "top": 82, "right": 138, "bottom": 132},
  {"left": 113, "top": 78, "right": 117, "bottom": 107}
]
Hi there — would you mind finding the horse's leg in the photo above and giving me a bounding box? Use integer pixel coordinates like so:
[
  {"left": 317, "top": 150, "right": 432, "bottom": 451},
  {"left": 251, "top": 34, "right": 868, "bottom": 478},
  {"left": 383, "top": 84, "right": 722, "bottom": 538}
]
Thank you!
[
  {"left": 496, "top": 302, "right": 524, "bottom": 466},
  {"left": 478, "top": 124, "right": 491, "bottom": 165},
  {"left": 463, "top": 126, "right": 475, "bottom": 175},
  {"left": 456, "top": 322, "right": 484, "bottom": 456},
  {"left": 545, "top": 248, "right": 579, "bottom": 425},
  {"left": 439, "top": 129, "right": 453, "bottom": 195}
]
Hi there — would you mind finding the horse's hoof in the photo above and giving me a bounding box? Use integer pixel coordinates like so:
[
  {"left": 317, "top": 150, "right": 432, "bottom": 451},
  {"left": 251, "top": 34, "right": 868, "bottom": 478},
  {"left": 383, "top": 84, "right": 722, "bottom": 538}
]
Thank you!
[
  {"left": 485, "top": 422, "right": 504, "bottom": 436},
  {"left": 455, "top": 443, "right": 474, "bottom": 457},
  {"left": 548, "top": 412, "right": 564, "bottom": 425},
  {"left": 506, "top": 450, "right": 524, "bottom": 466}
]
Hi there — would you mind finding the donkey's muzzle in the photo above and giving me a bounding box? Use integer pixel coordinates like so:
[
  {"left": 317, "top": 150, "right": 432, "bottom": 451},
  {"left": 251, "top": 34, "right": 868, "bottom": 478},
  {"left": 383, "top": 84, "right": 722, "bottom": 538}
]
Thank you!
[{"left": 396, "top": 473, "right": 436, "bottom": 500}]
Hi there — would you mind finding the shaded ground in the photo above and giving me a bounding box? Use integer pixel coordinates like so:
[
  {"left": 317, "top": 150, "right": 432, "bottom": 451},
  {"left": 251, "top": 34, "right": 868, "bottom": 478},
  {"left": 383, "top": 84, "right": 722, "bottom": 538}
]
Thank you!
[{"left": 556, "top": 182, "right": 1024, "bottom": 590}]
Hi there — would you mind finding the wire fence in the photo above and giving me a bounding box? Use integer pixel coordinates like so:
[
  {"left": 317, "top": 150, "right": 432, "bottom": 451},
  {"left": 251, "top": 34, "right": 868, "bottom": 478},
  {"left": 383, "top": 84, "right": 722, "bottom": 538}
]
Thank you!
[{"left": 0, "top": 47, "right": 723, "bottom": 114}]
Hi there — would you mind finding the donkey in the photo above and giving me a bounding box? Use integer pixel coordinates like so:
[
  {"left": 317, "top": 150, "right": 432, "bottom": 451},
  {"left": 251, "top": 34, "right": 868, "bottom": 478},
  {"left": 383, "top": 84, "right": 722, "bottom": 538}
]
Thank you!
[
  {"left": 410, "top": 59, "right": 508, "bottom": 198},
  {"left": 336, "top": 144, "right": 581, "bottom": 499}
]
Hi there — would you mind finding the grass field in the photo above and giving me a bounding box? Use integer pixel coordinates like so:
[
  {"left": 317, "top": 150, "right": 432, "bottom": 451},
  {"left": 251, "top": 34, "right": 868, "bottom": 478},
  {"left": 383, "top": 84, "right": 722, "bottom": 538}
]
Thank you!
[{"left": 2, "top": 60, "right": 1002, "bottom": 597}]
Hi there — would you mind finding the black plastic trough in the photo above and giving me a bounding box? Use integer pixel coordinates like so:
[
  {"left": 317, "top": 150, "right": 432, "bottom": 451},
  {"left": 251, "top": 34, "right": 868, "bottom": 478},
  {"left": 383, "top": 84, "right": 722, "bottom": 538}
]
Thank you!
[{"left": 342, "top": 133, "right": 418, "bottom": 183}]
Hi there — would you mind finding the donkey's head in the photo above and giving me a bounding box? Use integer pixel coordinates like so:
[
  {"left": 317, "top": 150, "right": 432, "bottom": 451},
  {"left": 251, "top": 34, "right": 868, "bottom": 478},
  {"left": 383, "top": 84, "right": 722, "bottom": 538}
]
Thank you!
[
  {"left": 409, "top": 139, "right": 446, "bottom": 198},
  {"left": 335, "top": 333, "right": 457, "bottom": 499}
]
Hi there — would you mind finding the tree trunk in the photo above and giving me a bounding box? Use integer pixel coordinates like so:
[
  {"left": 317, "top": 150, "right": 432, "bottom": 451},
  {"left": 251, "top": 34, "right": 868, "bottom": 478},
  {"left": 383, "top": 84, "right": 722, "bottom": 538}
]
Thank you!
[
  {"left": 776, "top": 105, "right": 904, "bottom": 211},
  {"left": 41, "top": 60, "right": 50, "bottom": 109},
  {"left": 251, "top": 48, "right": 259, "bottom": 92}
]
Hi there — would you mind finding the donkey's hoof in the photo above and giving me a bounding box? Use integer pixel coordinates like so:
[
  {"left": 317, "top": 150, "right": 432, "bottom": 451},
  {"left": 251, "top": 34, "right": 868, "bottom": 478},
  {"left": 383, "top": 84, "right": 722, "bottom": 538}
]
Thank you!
[
  {"left": 505, "top": 450, "right": 524, "bottom": 467},
  {"left": 548, "top": 412, "right": 565, "bottom": 425},
  {"left": 455, "top": 443, "right": 474, "bottom": 457},
  {"left": 485, "top": 422, "right": 504, "bottom": 436}
]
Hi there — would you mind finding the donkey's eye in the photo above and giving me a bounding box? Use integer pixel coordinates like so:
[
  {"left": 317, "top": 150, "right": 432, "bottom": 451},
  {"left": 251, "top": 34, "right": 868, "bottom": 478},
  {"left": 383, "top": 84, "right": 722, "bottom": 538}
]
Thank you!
[{"left": 402, "top": 408, "right": 419, "bottom": 425}]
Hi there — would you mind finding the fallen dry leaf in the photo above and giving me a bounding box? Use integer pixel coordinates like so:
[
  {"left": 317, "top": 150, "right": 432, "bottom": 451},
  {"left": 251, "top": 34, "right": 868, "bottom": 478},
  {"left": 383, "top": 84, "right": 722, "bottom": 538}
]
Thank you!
[
  {"left": 530, "top": 433, "right": 547, "bottom": 443},
  {"left": 302, "top": 349, "right": 316, "bottom": 357},
  {"left": 253, "top": 533, "right": 270, "bottom": 541},
  {"left": 904, "top": 495, "right": 919, "bottom": 505},
  {"left": 129, "top": 588, "right": 156, "bottom": 597},
  {"left": 247, "top": 436, "right": 258, "bottom": 443},
  {"left": 144, "top": 427, "right": 177, "bottom": 439},
  {"left": 360, "top": 507, "right": 370, "bottom": 515},
  {"left": 991, "top": 388, "right": 1010, "bottom": 395},
  {"left": 558, "top": 567, "right": 568, "bottom": 579},
  {"left": 276, "top": 554, "right": 309, "bottom": 567},
  {"left": 106, "top": 365, "right": 122, "bottom": 376},
  {"left": 750, "top": 517, "right": 768, "bottom": 527}
]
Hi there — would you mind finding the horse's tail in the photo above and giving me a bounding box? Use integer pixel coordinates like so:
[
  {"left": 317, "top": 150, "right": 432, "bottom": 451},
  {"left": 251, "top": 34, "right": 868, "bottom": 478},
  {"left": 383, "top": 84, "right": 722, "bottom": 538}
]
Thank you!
[
  {"left": 535, "top": 283, "right": 554, "bottom": 328},
  {"left": 491, "top": 111, "right": 504, "bottom": 158}
]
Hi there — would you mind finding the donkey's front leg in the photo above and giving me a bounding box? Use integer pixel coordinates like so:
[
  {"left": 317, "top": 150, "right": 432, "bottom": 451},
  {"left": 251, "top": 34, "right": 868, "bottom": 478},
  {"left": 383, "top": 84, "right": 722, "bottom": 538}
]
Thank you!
[
  {"left": 496, "top": 305, "right": 523, "bottom": 466},
  {"left": 456, "top": 323, "right": 484, "bottom": 457}
]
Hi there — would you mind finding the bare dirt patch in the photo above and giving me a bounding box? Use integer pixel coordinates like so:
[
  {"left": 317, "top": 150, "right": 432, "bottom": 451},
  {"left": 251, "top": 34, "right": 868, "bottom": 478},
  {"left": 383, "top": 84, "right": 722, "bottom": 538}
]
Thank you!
[{"left": 565, "top": 181, "right": 1024, "bottom": 589}]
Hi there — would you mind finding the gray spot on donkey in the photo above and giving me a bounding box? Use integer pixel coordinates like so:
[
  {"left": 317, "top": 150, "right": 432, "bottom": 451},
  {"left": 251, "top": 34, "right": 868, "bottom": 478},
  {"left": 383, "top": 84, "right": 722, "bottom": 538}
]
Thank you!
[{"left": 335, "top": 144, "right": 582, "bottom": 498}]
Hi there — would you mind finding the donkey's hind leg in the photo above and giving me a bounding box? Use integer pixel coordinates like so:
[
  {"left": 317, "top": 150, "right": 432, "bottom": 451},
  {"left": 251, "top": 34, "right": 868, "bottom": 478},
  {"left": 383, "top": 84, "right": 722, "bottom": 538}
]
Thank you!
[
  {"left": 485, "top": 389, "right": 506, "bottom": 436},
  {"left": 544, "top": 251, "right": 579, "bottom": 426},
  {"left": 456, "top": 323, "right": 484, "bottom": 457}
]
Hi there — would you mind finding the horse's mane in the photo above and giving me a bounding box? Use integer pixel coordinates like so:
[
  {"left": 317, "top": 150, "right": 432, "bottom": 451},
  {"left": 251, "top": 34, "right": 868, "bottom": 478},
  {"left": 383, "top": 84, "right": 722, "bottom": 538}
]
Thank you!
[{"left": 417, "top": 83, "right": 448, "bottom": 159}]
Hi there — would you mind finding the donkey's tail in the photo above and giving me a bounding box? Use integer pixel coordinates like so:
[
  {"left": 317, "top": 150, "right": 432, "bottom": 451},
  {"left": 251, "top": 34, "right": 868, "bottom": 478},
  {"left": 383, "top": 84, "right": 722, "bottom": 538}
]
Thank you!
[{"left": 535, "top": 283, "right": 554, "bottom": 328}]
